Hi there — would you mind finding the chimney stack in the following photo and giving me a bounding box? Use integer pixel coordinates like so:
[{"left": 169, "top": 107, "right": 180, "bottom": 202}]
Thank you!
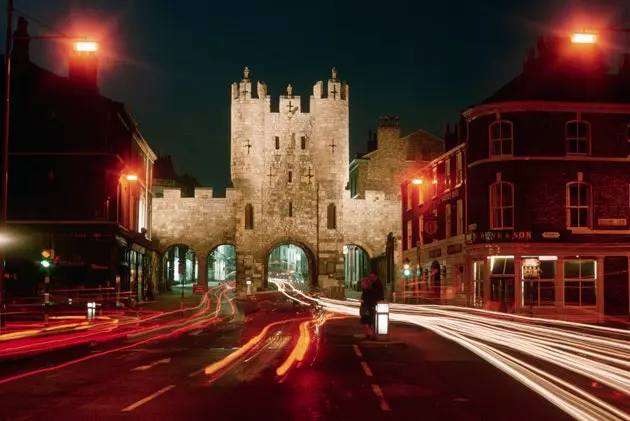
[
  {"left": 12, "top": 17, "right": 30, "bottom": 63},
  {"left": 68, "top": 42, "right": 99, "bottom": 92}
]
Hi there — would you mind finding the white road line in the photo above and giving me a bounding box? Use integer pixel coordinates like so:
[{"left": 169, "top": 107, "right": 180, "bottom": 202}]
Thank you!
[
  {"left": 121, "top": 384, "right": 176, "bottom": 412},
  {"left": 360, "top": 361, "right": 373, "bottom": 377},
  {"left": 352, "top": 344, "right": 363, "bottom": 358},
  {"left": 188, "top": 368, "right": 205, "bottom": 377},
  {"left": 132, "top": 357, "right": 171, "bottom": 371},
  {"left": 189, "top": 329, "right": 203, "bottom": 336},
  {"left": 371, "top": 384, "right": 391, "bottom": 412}
]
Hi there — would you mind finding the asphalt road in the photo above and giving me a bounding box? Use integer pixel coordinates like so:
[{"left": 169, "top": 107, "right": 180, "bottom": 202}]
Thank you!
[{"left": 0, "top": 309, "right": 576, "bottom": 421}]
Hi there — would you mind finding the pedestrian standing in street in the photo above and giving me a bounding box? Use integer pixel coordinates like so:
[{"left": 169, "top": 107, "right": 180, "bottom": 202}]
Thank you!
[{"left": 360, "top": 276, "right": 376, "bottom": 339}]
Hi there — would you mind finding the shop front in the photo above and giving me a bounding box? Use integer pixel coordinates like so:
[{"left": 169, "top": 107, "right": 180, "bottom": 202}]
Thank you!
[{"left": 466, "top": 229, "right": 630, "bottom": 322}]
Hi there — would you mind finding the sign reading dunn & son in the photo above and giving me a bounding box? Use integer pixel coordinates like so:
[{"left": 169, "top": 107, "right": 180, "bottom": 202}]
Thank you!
[{"left": 468, "top": 230, "right": 571, "bottom": 244}]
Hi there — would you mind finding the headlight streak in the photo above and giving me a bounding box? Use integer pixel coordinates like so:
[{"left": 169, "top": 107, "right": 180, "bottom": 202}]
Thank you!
[{"left": 270, "top": 279, "right": 630, "bottom": 421}]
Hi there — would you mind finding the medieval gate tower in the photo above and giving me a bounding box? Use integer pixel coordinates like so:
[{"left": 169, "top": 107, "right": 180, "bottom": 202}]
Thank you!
[{"left": 231, "top": 67, "right": 349, "bottom": 289}]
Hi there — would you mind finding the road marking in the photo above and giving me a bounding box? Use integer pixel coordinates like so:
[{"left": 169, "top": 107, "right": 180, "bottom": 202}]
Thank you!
[
  {"left": 189, "top": 329, "right": 203, "bottom": 336},
  {"left": 121, "top": 384, "right": 176, "bottom": 412},
  {"left": 188, "top": 368, "right": 205, "bottom": 377},
  {"left": 360, "top": 361, "right": 373, "bottom": 377},
  {"left": 352, "top": 344, "right": 363, "bottom": 358},
  {"left": 132, "top": 357, "right": 171, "bottom": 371},
  {"left": 371, "top": 384, "right": 391, "bottom": 412}
]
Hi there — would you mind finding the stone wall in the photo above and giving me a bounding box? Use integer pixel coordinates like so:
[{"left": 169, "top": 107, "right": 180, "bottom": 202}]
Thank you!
[{"left": 152, "top": 187, "right": 237, "bottom": 257}]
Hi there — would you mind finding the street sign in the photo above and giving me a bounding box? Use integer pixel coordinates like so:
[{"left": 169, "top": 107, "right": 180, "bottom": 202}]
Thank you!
[{"left": 192, "top": 285, "right": 207, "bottom": 295}]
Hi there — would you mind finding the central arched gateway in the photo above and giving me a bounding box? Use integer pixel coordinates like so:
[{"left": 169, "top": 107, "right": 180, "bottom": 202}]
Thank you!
[{"left": 265, "top": 241, "right": 317, "bottom": 288}]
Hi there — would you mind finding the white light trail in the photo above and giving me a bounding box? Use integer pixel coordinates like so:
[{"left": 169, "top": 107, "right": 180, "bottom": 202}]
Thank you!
[{"left": 269, "top": 279, "right": 630, "bottom": 421}]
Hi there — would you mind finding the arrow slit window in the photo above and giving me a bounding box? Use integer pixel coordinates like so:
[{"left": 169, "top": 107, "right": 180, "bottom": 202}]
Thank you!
[
  {"left": 327, "top": 203, "right": 337, "bottom": 229},
  {"left": 245, "top": 204, "right": 254, "bottom": 230}
]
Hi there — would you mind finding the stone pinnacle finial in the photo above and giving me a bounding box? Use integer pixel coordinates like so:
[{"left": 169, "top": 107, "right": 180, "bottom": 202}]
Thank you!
[
  {"left": 331, "top": 67, "right": 338, "bottom": 81},
  {"left": 243, "top": 66, "right": 250, "bottom": 80},
  {"left": 287, "top": 84, "right": 293, "bottom": 97}
]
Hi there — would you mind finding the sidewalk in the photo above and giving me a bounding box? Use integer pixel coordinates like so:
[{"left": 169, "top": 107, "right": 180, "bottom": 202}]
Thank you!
[{"left": 136, "top": 290, "right": 203, "bottom": 312}]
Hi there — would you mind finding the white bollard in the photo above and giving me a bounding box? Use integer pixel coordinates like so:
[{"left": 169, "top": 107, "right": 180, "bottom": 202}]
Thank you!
[{"left": 375, "top": 301, "right": 390, "bottom": 341}]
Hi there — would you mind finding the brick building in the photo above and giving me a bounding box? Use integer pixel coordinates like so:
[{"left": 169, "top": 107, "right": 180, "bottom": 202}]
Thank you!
[
  {"left": 403, "top": 36, "right": 630, "bottom": 320},
  {"left": 401, "top": 125, "right": 466, "bottom": 304},
  {"left": 3, "top": 18, "right": 158, "bottom": 301}
]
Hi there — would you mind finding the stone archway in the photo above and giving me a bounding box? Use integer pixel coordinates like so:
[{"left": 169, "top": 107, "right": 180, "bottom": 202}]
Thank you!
[
  {"left": 264, "top": 241, "right": 317, "bottom": 288},
  {"left": 207, "top": 244, "right": 236, "bottom": 286},
  {"left": 344, "top": 244, "right": 371, "bottom": 291},
  {"left": 163, "top": 244, "right": 198, "bottom": 291}
]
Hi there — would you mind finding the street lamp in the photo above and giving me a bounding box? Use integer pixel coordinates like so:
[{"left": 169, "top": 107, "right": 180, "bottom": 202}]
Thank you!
[
  {"left": 571, "top": 27, "right": 630, "bottom": 44},
  {"left": 571, "top": 33, "right": 597, "bottom": 44},
  {"left": 0, "top": 3, "right": 101, "bottom": 327},
  {"left": 411, "top": 178, "right": 423, "bottom": 185}
]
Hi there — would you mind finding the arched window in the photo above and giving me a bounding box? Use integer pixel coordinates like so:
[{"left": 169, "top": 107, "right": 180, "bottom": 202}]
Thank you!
[
  {"left": 489, "top": 120, "right": 513, "bottom": 157},
  {"left": 327, "top": 203, "right": 337, "bottom": 229},
  {"left": 566, "top": 182, "right": 591, "bottom": 228},
  {"left": 489, "top": 181, "right": 514, "bottom": 229},
  {"left": 244, "top": 204, "right": 254, "bottom": 230},
  {"left": 565, "top": 120, "right": 590, "bottom": 154}
]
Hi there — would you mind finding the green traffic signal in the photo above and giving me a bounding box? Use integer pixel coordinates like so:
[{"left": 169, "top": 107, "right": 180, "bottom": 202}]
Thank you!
[
  {"left": 40, "top": 259, "right": 51, "bottom": 268},
  {"left": 403, "top": 269, "right": 411, "bottom": 276}
]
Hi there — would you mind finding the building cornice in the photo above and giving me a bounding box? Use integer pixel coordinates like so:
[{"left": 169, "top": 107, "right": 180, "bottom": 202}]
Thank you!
[
  {"left": 464, "top": 101, "right": 630, "bottom": 121},
  {"left": 468, "top": 155, "right": 630, "bottom": 169}
]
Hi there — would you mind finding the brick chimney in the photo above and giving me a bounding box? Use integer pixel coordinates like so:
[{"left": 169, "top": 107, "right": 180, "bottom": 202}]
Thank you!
[
  {"left": 12, "top": 17, "right": 30, "bottom": 63},
  {"left": 68, "top": 42, "right": 99, "bottom": 92}
]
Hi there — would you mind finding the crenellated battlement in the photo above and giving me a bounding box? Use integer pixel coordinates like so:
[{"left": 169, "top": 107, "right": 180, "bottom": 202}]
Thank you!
[
  {"left": 343, "top": 189, "right": 390, "bottom": 201},
  {"left": 157, "top": 187, "right": 237, "bottom": 201},
  {"left": 231, "top": 66, "right": 349, "bottom": 109}
]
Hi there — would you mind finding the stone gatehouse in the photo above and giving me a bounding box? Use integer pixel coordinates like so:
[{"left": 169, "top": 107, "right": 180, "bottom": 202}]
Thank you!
[{"left": 151, "top": 68, "right": 443, "bottom": 293}]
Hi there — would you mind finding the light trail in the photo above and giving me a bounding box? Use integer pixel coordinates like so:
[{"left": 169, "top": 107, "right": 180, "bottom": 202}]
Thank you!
[{"left": 270, "top": 279, "right": 630, "bottom": 421}]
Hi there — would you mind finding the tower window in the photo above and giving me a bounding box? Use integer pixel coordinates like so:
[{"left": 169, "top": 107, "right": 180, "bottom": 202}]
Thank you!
[
  {"left": 288, "top": 202, "right": 293, "bottom": 217},
  {"left": 301, "top": 136, "right": 306, "bottom": 150},
  {"left": 274, "top": 136, "right": 280, "bottom": 150},
  {"left": 288, "top": 171, "right": 292, "bottom": 183}
]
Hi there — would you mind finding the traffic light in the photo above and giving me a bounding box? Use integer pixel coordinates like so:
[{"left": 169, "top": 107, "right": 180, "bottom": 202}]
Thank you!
[
  {"left": 403, "top": 258, "right": 411, "bottom": 277},
  {"left": 40, "top": 249, "right": 54, "bottom": 268}
]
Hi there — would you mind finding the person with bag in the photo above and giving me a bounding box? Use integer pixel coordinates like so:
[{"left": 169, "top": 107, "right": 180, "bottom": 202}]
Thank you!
[{"left": 359, "top": 276, "right": 377, "bottom": 339}]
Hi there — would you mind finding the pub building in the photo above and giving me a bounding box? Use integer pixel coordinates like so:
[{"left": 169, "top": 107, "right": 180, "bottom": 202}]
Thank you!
[
  {"left": 464, "top": 36, "right": 630, "bottom": 321},
  {"left": 3, "top": 18, "right": 159, "bottom": 303},
  {"left": 401, "top": 136, "right": 467, "bottom": 304}
]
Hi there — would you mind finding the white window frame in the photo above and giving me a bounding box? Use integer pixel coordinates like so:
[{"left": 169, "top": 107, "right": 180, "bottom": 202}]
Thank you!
[
  {"left": 489, "top": 181, "right": 514, "bottom": 230},
  {"left": 444, "top": 159, "right": 451, "bottom": 191},
  {"left": 417, "top": 183, "right": 424, "bottom": 207},
  {"left": 418, "top": 216, "right": 424, "bottom": 246},
  {"left": 406, "top": 220, "right": 413, "bottom": 250},
  {"left": 445, "top": 204, "right": 452, "bottom": 238},
  {"left": 406, "top": 183, "right": 413, "bottom": 210},
  {"left": 565, "top": 120, "right": 591, "bottom": 155},
  {"left": 455, "top": 151, "right": 463, "bottom": 186},
  {"left": 456, "top": 199, "right": 463, "bottom": 235},
  {"left": 489, "top": 120, "right": 513, "bottom": 157},
  {"left": 432, "top": 166, "right": 438, "bottom": 197},
  {"left": 563, "top": 260, "right": 597, "bottom": 307},
  {"left": 566, "top": 181, "right": 591, "bottom": 229}
]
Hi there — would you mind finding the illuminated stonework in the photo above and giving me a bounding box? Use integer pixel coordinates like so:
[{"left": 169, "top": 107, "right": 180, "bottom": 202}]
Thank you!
[{"left": 152, "top": 68, "right": 431, "bottom": 293}]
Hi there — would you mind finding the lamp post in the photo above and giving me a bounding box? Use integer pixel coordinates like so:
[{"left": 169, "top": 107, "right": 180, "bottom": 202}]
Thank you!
[
  {"left": 571, "top": 27, "right": 630, "bottom": 44},
  {"left": 0, "top": 5, "right": 100, "bottom": 328}
]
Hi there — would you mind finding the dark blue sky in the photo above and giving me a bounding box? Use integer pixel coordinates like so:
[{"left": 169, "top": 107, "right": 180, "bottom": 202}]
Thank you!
[{"left": 5, "top": 0, "right": 630, "bottom": 192}]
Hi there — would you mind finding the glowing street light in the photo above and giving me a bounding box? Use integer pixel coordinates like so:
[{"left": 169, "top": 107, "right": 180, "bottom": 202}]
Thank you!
[
  {"left": 411, "top": 179, "right": 423, "bottom": 185},
  {"left": 73, "top": 41, "right": 98, "bottom": 52},
  {"left": 125, "top": 174, "right": 138, "bottom": 181},
  {"left": 571, "top": 33, "right": 597, "bottom": 44}
]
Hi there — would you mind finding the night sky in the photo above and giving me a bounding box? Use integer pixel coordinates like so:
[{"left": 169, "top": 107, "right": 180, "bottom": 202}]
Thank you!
[{"left": 4, "top": 0, "right": 630, "bottom": 194}]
